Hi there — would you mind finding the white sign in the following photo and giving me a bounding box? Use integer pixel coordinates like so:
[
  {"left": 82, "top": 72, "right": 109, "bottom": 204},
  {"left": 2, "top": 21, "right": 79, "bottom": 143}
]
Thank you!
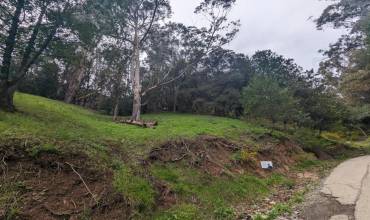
[{"left": 260, "top": 161, "right": 273, "bottom": 169}]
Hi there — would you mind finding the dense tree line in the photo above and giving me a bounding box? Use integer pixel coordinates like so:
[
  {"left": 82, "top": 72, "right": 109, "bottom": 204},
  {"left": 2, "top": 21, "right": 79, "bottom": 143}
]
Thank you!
[
  {"left": 1, "top": 0, "right": 369, "bottom": 132},
  {"left": 317, "top": 0, "right": 370, "bottom": 131},
  {"left": 1, "top": 0, "right": 239, "bottom": 120}
]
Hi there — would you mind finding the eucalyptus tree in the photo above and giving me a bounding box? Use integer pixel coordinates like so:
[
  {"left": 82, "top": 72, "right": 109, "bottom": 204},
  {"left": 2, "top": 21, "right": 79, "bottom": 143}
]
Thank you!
[
  {"left": 50, "top": 0, "right": 114, "bottom": 104},
  {"left": 122, "top": 0, "right": 171, "bottom": 121},
  {"left": 317, "top": 0, "right": 370, "bottom": 89},
  {"left": 137, "top": 0, "right": 239, "bottom": 121},
  {"left": 98, "top": 43, "right": 131, "bottom": 120},
  {"left": 144, "top": 33, "right": 251, "bottom": 117},
  {"left": 317, "top": 0, "right": 370, "bottom": 30},
  {"left": 53, "top": 0, "right": 132, "bottom": 110},
  {"left": 0, "top": 0, "right": 76, "bottom": 111},
  {"left": 62, "top": 6, "right": 102, "bottom": 103},
  {"left": 340, "top": 32, "right": 370, "bottom": 105},
  {"left": 314, "top": 0, "right": 370, "bottom": 132},
  {"left": 142, "top": 23, "right": 189, "bottom": 112}
]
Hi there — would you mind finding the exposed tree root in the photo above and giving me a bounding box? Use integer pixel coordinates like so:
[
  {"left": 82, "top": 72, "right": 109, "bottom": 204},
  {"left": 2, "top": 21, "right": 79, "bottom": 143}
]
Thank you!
[{"left": 149, "top": 136, "right": 242, "bottom": 176}]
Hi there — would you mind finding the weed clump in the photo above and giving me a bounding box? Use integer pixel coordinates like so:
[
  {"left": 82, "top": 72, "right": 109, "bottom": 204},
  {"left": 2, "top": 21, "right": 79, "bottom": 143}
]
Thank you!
[
  {"left": 155, "top": 204, "right": 201, "bottom": 220},
  {"left": 113, "top": 165, "right": 156, "bottom": 211},
  {"left": 28, "top": 144, "right": 59, "bottom": 157}
]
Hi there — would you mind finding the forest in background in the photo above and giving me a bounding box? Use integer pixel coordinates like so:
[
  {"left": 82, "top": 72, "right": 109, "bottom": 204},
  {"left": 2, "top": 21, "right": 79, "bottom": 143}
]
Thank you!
[
  {"left": 1, "top": 1, "right": 370, "bottom": 219},
  {"left": 1, "top": 0, "right": 369, "bottom": 132}
]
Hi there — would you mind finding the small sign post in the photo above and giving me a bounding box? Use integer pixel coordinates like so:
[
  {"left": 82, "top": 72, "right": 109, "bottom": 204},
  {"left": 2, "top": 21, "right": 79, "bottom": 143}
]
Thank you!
[{"left": 260, "top": 161, "right": 273, "bottom": 169}]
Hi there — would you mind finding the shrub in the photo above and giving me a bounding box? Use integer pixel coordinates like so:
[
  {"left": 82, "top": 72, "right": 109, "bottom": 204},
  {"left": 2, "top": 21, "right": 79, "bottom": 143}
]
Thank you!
[
  {"left": 241, "top": 75, "right": 302, "bottom": 125},
  {"left": 233, "top": 150, "right": 257, "bottom": 163}
]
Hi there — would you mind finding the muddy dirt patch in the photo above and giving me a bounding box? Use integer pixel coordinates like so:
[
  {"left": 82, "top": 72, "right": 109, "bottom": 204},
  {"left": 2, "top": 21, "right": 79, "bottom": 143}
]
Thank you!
[
  {"left": 148, "top": 136, "right": 241, "bottom": 176},
  {"left": 0, "top": 139, "right": 130, "bottom": 220}
]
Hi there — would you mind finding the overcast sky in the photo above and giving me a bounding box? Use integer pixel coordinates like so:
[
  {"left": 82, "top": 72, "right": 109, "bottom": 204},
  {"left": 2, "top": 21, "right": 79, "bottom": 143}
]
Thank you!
[{"left": 170, "top": 0, "right": 347, "bottom": 71}]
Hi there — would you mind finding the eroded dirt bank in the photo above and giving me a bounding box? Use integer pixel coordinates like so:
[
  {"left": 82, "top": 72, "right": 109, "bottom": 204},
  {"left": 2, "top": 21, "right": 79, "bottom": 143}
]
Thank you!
[
  {"left": 149, "top": 135, "right": 305, "bottom": 176},
  {"left": 0, "top": 138, "right": 130, "bottom": 220},
  {"left": 1, "top": 134, "right": 362, "bottom": 220}
]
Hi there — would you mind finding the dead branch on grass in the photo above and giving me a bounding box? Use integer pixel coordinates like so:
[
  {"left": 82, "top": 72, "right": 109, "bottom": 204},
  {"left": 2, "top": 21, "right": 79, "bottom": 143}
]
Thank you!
[{"left": 66, "top": 162, "right": 98, "bottom": 204}]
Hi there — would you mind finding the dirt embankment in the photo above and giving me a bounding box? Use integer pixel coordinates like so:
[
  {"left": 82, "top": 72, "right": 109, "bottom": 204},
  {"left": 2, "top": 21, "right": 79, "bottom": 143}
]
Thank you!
[
  {"left": 148, "top": 135, "right": 314, "bottom": 218},
  {"left": 149, "top": 135, "right": 304, "bottom": 176},
  {"left": 0, "top": 134, "right": 321, "bottom": 220},
  {"left": 0, "top": 138, "right": 130, "bottom": 220}
]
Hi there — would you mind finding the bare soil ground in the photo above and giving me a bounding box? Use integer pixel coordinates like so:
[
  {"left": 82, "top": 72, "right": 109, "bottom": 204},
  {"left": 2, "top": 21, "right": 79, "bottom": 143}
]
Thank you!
[
  {"left": 0, "top": 139, "right": 130, "bottom": 220},
  {"left": 1, "top": 135, "right": 355, "bottom": 220},
  {"left": 149, "top": 135, "right": 320, "bottom": 219},
  {"left": 149, "top": 135, "right": 304, "bottom": 177}
]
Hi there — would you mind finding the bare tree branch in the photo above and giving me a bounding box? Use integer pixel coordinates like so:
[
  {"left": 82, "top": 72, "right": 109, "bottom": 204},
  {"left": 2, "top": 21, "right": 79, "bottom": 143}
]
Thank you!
[
  {"left": 9, "top": 12, "right": 63, "bottom": 86},
  {"left": 18, "top": 2, "right": 48, "bottom": 73},
  {"left": 139, "top": 0, "right": 159, "bottom": 45}
]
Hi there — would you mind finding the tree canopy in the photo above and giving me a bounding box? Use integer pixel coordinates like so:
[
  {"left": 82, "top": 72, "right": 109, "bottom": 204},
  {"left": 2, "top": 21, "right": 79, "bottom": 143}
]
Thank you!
[{"left": 0, "top": 0, "right": 368, "bottom": 132}]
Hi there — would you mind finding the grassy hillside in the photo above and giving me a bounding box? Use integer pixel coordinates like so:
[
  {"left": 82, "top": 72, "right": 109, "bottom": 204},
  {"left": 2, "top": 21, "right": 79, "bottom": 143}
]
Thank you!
[
  {"left": 0, "top": 93, "right": 363, "bottom": 220},
  {"left": 0, "top": 93, "right": 266, "bottom": 155}
]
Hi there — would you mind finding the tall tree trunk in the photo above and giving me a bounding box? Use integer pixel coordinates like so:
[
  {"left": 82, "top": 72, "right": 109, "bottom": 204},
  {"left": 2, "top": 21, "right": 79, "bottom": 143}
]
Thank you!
[
  {"left": 131, "top": 30, "right": 142, "bottom": 121},
  {"left": 64, "top": 59, "right": 86, "bottom": 104},
  {"left": 112, "top": 64, "right": 124, "bottom": 121},
  {"left": 112, "top": 78, "right": 121, "bottom": 121},
  {"left": 0, "top": 82, "right": 17, "bottom": 112},
  {"left": 0, "top": 0, "right": 25, "bottom": 112},
  {"left": 173, "top": 85, "right": 178, "bottom": 113},
  {"left": 113, "top": 100, "right": 120, "bottom": 121},
  {"left": 0, "top": 0, "right": 25, "bottom": 80}
]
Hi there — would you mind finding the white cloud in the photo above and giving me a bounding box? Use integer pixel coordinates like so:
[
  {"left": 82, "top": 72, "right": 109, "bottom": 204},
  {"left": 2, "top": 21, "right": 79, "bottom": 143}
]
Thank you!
[{"left": 170, "top": 0, "right": 347, "bottom": 70}]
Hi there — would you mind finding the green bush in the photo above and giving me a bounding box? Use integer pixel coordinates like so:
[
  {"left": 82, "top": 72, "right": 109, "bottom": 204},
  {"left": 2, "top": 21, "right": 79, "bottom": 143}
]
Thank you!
[
  {"left": 234, "top": 150, "right": 258, "bottom": 163},
  {"left": 241, "top": 75, "right": 302, "bottom": 124}
]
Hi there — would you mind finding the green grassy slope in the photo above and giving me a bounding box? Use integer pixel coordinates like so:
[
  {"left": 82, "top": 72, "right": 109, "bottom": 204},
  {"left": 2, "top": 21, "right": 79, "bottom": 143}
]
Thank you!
[
  {"left": 0, "top": 93, "right": 266, "bottom": 155},
  {"left": 1, "top": 93, "right": 350, "bottom": 219}
]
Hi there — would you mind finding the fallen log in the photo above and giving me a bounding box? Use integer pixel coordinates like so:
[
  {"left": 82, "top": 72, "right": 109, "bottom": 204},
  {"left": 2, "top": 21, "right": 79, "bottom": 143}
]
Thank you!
[{"left": 119, "top": 119, "right": 158, "bottom": 128}]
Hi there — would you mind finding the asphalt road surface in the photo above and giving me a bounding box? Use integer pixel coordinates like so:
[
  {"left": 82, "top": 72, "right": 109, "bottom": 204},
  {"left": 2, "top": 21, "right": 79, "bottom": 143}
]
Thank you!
[{"left": 302, "top": 156, "right": 370, "bottom": 220}]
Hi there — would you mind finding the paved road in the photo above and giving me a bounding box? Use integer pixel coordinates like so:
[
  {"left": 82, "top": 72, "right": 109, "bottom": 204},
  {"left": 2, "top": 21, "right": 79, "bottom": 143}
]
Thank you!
[{"left": 321, "top": 156, "right": 370, "bottom": 220}]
